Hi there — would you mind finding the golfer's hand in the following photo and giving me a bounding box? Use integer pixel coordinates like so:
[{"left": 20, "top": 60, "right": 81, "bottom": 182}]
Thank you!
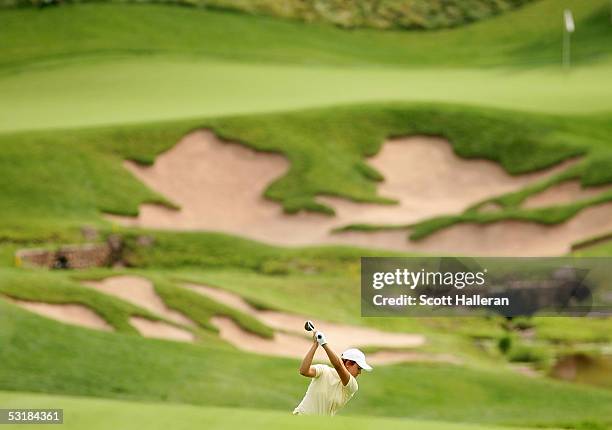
[{"left": 315, "top": 331, "right": 327, "bottom": 346}]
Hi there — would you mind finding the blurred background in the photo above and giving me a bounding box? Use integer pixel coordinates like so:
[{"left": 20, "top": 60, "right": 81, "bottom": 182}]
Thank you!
[{"left": 0, "top": 1, "right": 611, "bottom": 429}]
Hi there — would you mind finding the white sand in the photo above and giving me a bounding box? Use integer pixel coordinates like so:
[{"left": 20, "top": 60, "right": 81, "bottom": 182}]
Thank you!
[
  {"left": 210, "top": 316, "right": 454, "bottom": 365},
  {"left": 211, "top": 316, "right": 313, "bottom": 358},
  {"left": 185, "top": 283, "right": 437, "bottom": 364},
  {"left": 399, "top": 202, "right": 612, "bottom": 256},
  {"left": 106, "top": 130, "right": 612, "bottom": 255},
  {"left": 4, "top": 297, "right": 113, "bottom": 332},
  {"left": 185, "top": 283, "right": 423, "bottom": 348},
  {"left": 83, "top": 275, "right": 195, "bottom": 327},
  {"left": 129, "top": 316, "right": 195, "bottom": 342},
  {"left": 523, "top": 180, "right": 612, "bottom": 209}
]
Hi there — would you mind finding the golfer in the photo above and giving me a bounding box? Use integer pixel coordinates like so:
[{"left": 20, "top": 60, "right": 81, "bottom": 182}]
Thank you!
[{"left": 293, "top": 330, "right": 372, "bottom": 416}]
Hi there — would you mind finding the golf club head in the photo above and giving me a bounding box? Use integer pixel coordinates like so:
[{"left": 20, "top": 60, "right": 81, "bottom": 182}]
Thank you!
[{"left": 304, "top": 320, "right": 315, "bottom": 332}]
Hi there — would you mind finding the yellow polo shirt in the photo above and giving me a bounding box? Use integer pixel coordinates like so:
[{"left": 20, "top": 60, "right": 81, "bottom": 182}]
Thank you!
[{"left": 293, "top": 364, "right": 359, "bottom": 416}]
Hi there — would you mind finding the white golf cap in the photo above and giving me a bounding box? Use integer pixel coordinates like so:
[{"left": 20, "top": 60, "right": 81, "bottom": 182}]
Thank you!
[{"left": 341, "top": 348, "right": 373, "bottom": 371}]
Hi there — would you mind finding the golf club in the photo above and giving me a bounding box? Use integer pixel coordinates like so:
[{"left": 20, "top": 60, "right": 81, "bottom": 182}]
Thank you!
[
  {"left": 304, "top": 320, "right": 315, "bottom": 332},
  {"left": 304, "top": 320, "right": 325, "bottom": 343}
]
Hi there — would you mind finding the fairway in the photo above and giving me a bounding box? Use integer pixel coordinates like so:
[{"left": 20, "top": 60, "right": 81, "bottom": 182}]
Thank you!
[
  {"left": 0, "top": 391, "right": 545, "bottom": 430},
  {"left": 2, "top": 58, "right": 612, "bottom": 132}
]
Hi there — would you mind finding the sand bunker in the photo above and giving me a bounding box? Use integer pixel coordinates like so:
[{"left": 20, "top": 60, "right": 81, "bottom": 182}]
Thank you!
[
  {"left": 185, "top": 283, "right": 423, "bottom": 348},
  {"left": 82, "top": 276, "right": 195, "bottom": 327},
  {"left": 183, "top": 283, "right": 450, "bottom": 365},
  {"left": 106, "top": 130, "right": 605, "bottom": 255},
  {"left": 129, "top": 316, "right": 195, "bottom": 342},
  {"left": 523, "top": 180, "right": 612, "bottom": 209},
  {"left": 212, "top": 316, "right": 313, "bottom": 357},
  {"left": 4, "top": 296, "right": 113, "bottom": 332},
  {"left": 401, "top": 202, "right": 612, "bottom": 256},
  {"left": 211, "top": 316, "right": 455, "bottom": 365}
]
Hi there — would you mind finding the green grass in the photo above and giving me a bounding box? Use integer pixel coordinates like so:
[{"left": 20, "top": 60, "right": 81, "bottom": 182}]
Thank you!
[
  {"left": 407, "top": 191, "right": 612, "bottom": 241},
  {"left": 573, "top": 235, "right": 612, "bottom": 256},
  {"left": 3, "top": 58, "right": 612, "bottom": 133},
  {"left": 0, "top": 268, "right": 159, "bottom": 334},
  {"left": 118, "top": 229, "right": 403, "bottom": 272},
  {"left": 403, "top": 171, "right": 612, "bottom": 239},
  {"left": 0, "top": 391, "right": 549, "bottom": 430},
  {"left": 172, "top": 268, "right": 364, "bottom": 324},
  {"left": 1, "top": 301, "right": 611, "bottom": 428},
  {"left": 0, "top": 1, "right": 611, "bottom": 132},
  {"left": 0, "top": 266, "right": 275, "bottom": 338},
  {"left": 71, "top": 245, "right": 518, "bottom": 349},
  {"left": 0, "top": 244, "right": 19, "bottom": 267},
  {"left": 506, "top": 342, "right": 553, "bottom": 367},
  {"left": 1, "top": 0, "right": 610, "bottom": 71},
  {"left": 532, "top": 317, "right": 612, "bottom": 343},
  {"left": 166, "top": 266, "right": 612, "bottom": 345},
  {"left": 468, "top": 163, "right": 584, "bottom": 211},
  {"left": 150, "top": 276, "right": 274, "bottom": 338}
]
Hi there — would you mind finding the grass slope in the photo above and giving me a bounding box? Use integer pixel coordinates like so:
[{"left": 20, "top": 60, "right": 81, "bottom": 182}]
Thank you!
[
  {"left": 1, "top": 300, "right": 611, "bottom": 428},
  {"left": 4, "top": 59, "right": 612, "bottom": 133},
  {"left": 0, "top": 391, "right": 544, "bottom": 430},
  {"left": 1, "top": 0, "right": 610, "bottom": 71}
]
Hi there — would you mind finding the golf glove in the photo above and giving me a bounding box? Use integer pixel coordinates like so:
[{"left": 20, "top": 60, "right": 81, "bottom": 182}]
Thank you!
[{"left": 315, "top": 331, "right": 327, "bottom": 346}]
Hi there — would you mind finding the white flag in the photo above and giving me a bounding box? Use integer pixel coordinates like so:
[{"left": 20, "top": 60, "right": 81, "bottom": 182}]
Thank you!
[{"left": 564, "top": 9, "right": 575, "bottom": 33}]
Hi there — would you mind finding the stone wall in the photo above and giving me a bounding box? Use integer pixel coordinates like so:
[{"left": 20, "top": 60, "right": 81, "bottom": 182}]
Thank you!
[{"left": 16, "top": 236, "right": 123, "bottom": 269}]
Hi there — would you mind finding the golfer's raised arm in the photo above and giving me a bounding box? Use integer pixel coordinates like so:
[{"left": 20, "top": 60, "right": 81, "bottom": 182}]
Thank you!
[
  {"left": 321, "top": 343, "right": 351, "bottom": 386},
  {"left": 299, "top": 339, "right": 318, "bottom": 377}
]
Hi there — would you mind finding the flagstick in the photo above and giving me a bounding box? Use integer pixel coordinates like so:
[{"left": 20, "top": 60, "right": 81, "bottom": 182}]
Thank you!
[
  {"left": 563, "top": 9, "right": 575, "bottom": 71},
  {"left": 563, "top": 29, "right": 571, "bottom": 69}
]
